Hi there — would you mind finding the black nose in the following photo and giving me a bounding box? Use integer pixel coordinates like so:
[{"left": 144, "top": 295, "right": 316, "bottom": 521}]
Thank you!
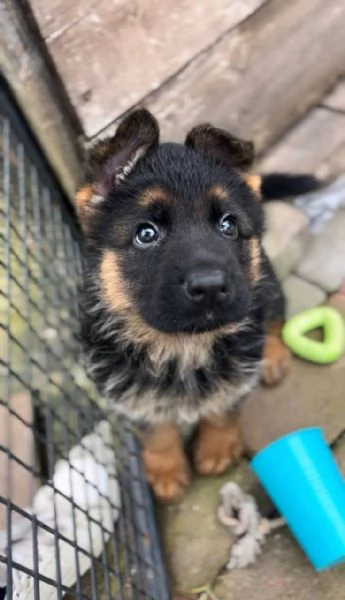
[{"left": 184, "top": 270, "right": 229, "bottom": 305}]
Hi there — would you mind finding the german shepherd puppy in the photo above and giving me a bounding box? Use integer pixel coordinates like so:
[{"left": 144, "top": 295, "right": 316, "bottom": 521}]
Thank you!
[{"left": 76, "top": 109, "right": 318, "bottom": 502}]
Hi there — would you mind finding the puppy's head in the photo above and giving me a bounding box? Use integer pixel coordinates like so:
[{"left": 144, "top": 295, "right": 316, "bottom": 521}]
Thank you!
[{"left": 77, "top": 109, "right": 264, "bottom": 334}]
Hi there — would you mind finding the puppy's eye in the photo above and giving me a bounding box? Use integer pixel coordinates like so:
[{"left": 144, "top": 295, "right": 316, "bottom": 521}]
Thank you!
[
  {"left": 219, "top": 214, "right": 238, "bottom": 240},
  {"left": 135, "top": 223, "right": 160, "bottom": 246}
]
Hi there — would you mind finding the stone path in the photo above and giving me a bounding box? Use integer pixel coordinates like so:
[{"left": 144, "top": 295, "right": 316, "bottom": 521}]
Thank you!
[{"left": 164, "top": 177, "right": 345, "bottom": 599}]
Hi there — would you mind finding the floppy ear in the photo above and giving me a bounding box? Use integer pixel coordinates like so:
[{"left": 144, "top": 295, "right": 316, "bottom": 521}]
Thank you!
[
  {"left": 185, "top": 124, "right": 254, "bottom": 170},
  {"left": 76, "top": 108, "right": 159, "bottom": 233}
]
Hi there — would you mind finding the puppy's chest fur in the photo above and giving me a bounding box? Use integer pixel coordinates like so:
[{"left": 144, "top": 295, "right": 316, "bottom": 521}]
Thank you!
[{"left": 81, "top": 293, "right": 264, "bottom": 424}]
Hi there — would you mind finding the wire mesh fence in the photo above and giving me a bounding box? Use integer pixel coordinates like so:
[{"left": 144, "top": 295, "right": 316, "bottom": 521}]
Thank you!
[{"left": 0, "top": 76, "right": 170, "bottom": 600}]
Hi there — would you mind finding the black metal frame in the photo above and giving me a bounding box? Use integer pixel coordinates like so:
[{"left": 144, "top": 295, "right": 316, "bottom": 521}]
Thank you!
[{"left": 0, "top": 75, "right": 170, "bottom": 600}]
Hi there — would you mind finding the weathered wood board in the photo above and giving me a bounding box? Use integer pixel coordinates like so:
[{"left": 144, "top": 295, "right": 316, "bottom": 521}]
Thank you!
[
  {"left": 143, "top": 0, "right": 345, "bottom": 152},
  {"left": 0, "top": 0, "right": 82, "bottom": 199},
  {"left": 322, "top": 79, "right": 345, "bottom": 113},
  {"left": 0, "top": 394, "right": 39, "bottom": 530},
  {"left": 30, "top": 0, "right": 265, "bottom": 137},
  {"left": 259, "top": 104, "right": 345, "bottom": 181}
]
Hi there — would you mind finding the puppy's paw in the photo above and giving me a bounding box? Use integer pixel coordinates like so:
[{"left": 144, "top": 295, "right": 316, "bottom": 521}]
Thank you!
[
  {"left": 143, "top": 446, "right": 190, "bottom": 502},
  {"left": 194, "top": 417, "right": 243, "bottom": 476},
  {"left": 261, "top": 333, "right": 291, "bottom": 386}
]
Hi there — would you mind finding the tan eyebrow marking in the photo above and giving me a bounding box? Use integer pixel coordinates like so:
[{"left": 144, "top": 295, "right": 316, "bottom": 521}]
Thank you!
[
  {"left": 209, "top": 184, "right": 229, "bottom": 201},
  {"left": 138, "top": 186, "right": 170, "bottom": 207}
]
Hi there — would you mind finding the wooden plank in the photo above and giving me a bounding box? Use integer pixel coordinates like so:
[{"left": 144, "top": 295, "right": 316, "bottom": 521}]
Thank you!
[
  {"left": 30, "top": 0, "right": 98, "bottom": 40},
  {"left": 259, "top": 107, "right": 345, "bottom": 181},
  {"left": 0, "top": 0, "right": 82, "bottom": 200},
  {"left": 0, "top": 394, "right": 39, "bottom": 529},
  {"left": 323, "top": 142, "right": 345, "bottom": 181},
  {"left": 322, "top": 79, "right": 345, "bottom": 113},
  {"left": 143, "top": 0, "right": 345, "bottom": 152},
  {"left": 31, "top": 0, "right": 265, "bottom": 137}
]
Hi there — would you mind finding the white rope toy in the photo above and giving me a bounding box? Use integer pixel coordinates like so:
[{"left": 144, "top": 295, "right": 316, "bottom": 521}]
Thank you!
[
  {"left": 0, "top": 421, "right": 121, "bottom": 599},
  {"left": 217, "top": 482, "right": 285, "bottom": 569}
]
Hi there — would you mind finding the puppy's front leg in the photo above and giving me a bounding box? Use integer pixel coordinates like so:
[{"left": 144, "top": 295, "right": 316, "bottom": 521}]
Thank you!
[
  {"left": 261, "top": 319, "right": 291, "bottom": 386},
  {"left": 141, "top": 423, "right": 190, "bottom": 502},
  {"left": 259, "top": 253, "right": 291, "bottom": 386},
  {"left": 194, "top": 413, "right": 243, "bottom": 476}
]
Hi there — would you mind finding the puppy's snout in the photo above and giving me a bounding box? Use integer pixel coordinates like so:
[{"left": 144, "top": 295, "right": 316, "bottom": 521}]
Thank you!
[{"left": 184, "top": 269, "right": 229, "bottom": 306}]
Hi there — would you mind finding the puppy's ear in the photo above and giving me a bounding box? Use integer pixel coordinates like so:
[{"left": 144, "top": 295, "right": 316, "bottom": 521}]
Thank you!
[
  {"left": 76, "top": 109, "right": 159, "bottom": 233},
  {"left": 185, "top": 124, "right": 254, "bottom": 170}
]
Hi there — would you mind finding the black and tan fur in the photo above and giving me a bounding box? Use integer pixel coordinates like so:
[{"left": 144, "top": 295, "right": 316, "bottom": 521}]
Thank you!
[{"left": 77, "top": 109, "right": 318, "bottom": 501}]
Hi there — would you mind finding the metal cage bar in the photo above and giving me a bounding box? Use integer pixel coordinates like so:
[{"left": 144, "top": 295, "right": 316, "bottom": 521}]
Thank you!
[{"left": 0, "top": 76, "right": 170, "bottom": 600}]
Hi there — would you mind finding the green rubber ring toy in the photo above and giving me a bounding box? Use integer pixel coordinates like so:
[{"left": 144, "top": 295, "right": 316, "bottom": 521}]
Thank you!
[{"left": 282, "top": 306, "right": 345, "bottom": 364}]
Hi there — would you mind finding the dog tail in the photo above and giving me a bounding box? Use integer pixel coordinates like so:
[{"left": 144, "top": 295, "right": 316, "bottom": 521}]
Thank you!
[{"left": 261, "top": 173, "right": 321, "bottom": 201}]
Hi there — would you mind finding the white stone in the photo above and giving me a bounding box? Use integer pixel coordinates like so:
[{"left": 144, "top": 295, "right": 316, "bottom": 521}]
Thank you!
[
  {"left": 282, "top": 275, "right": 326, "bottom": 319},
  {"left": 294, "top": 174, "right": 345, "bottom": 231},
  {"left": 263, "top": 202, "right": 310, "bottom": 280},
  {"left": 296, "top": 209, "right": 345, "bottom": 293}
]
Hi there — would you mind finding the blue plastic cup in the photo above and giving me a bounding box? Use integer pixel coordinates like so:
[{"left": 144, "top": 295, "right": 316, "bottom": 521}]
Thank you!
[{"left": 251, "top": 427, "right": 345, "bottom": 570}]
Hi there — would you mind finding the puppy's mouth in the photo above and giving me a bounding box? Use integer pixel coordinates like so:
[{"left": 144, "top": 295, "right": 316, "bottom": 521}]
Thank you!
[
  {"left": 180, "top": 314, "right": 232, "bottom": 334},
  {"left": 152, "top": 309, "right": 241, "bottom": 334}
]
